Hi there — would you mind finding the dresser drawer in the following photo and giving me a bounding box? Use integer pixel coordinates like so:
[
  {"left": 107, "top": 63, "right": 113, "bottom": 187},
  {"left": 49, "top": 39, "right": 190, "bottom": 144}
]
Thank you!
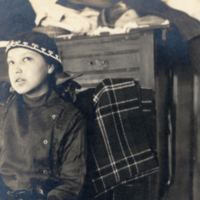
[
  {"left": 55, "top": 32, "right": 144, "bottom": 89},
  {"left": 56, "top": 33, "right": 140, "bottom": 57},
  {"left": 61, "top": 53, "right": 140, "bottom": 88},
  {"left": 61, "top": 51, "right": 140, "bottom": 72}
]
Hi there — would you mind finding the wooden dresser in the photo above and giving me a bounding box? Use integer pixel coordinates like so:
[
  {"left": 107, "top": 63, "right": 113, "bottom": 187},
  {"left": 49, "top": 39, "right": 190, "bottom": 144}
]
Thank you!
[{"left": 55, "top": 27, "right": 160, "bottom": 91}]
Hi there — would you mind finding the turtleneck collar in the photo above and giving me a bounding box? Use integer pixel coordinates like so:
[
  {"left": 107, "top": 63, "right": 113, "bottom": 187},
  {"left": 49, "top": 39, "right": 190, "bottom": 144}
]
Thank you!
[
  {"left": 22, "top": 92, "right": 49, "bottom": 108},
  {"left": 22, "top": 89, "right": 61, "bottom": 108}
]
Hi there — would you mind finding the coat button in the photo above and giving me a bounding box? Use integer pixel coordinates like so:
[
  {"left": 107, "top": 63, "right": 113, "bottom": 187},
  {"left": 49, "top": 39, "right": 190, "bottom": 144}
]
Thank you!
[
  {"left": 52, "top": 114, "right": 58, "bottom": 120},
  {"left": 43, "top": 170, "right": 48, "bottom": 175},
  {"left": 43, "top": 140, "right": 48, "bottom": 145}
]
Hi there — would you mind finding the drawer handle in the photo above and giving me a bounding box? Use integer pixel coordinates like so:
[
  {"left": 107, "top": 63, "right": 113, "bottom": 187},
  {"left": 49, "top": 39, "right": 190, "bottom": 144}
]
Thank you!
[{"left": 88, "top": 59, "right": 109, "bottom": 70}]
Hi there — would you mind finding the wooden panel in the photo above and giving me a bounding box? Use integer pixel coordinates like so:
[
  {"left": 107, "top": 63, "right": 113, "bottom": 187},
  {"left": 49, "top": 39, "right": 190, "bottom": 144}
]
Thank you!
[
  {"left": 57, "top": 37, "right": 140, "bottom": 58},
  {"left": 61, "top": 53, "right": 140, "bottom": 72},
  {"left": 56, "top": 32, "right": 140, "bottom": 57},
  {"left": 193, "top": 74, "right": 200, "bottom": 200},
  {"left": 139, "top": 30, "right": 155, "bottom": 90},
  {"left": 162, "top": 66, "right": 194, "bottom": 200},
  {"left": 155, "top": 64, "right": 171, "bottom": 199}
]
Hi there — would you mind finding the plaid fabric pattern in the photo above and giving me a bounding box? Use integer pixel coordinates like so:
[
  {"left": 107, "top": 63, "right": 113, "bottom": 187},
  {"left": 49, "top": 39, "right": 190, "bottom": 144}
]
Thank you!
[{"left": 89, "top": 79, "right": 158, "bottom": 197}]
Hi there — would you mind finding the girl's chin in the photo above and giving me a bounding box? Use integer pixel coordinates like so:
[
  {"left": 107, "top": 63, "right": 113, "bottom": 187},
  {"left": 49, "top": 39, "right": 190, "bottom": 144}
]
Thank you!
[
  {"left": 13, "top": 87, "right": 33, "bottom": 95},
  {"left": 13, "top": 83, "right": 49, "bottom": 98}
]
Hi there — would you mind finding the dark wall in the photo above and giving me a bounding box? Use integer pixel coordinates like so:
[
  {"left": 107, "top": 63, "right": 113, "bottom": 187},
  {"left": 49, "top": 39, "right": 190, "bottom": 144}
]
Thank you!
[{"left": 0, "top": 0, "right": 35, "bottom": 41}]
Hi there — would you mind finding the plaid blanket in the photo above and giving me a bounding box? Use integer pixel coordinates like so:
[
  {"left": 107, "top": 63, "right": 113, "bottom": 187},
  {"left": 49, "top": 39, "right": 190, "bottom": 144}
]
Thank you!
[{"left": 88, "top": 78, "right": 159, "bottom": 197}]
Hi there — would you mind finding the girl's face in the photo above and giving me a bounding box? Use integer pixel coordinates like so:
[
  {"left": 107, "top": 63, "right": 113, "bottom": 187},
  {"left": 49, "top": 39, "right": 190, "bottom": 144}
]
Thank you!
[{"left": 7, "top": 48, "right": 54, "bottom": 98}]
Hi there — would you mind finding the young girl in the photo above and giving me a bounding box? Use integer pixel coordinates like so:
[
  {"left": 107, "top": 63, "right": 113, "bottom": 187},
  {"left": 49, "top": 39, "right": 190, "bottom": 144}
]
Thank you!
[{"left": 0, "top": 31, "right": 87, "bottom": 200}]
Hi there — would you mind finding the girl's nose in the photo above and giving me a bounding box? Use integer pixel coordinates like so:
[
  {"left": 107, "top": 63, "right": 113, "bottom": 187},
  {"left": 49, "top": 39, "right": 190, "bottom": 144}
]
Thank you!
[{"left": 13, "top": 64, "right": 22, "bottom": 74}]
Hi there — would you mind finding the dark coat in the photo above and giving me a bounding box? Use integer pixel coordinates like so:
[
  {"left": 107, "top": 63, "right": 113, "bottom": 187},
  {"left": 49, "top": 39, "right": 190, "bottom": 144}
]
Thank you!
[{"left": 0, "top": 84, "right": 87, "bottom": 200}]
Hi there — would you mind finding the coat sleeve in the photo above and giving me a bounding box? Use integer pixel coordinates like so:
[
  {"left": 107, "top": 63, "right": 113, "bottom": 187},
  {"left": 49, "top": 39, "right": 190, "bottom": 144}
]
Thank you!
[
  {"left": 47, "top": 112, "right": 87, "bottom": 200},
  {"left": 0, "top": 81, "right": 12, "bottom": 106},
  {"left": 0, "top": 81, "right": 14, "bottom": 152}
]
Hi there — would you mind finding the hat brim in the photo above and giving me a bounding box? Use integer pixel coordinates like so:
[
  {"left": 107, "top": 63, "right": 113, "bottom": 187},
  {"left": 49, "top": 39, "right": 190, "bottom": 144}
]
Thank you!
[{"left": 55, "top": 71, "right": 83, "bottom": 85}]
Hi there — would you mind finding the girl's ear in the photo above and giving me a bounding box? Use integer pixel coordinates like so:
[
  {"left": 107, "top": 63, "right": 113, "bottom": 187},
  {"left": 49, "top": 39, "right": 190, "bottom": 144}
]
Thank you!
[{"left": 48, "top": 64, "right": 55, "bottom": 74}]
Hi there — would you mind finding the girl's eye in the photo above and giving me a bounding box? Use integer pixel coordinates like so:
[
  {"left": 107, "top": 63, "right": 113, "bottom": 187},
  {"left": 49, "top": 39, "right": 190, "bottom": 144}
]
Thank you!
[
  {"left": 23, "top": 57, "right": 32, "bottom": 62},
  {"left": 7, "top": 61, "right": 14, "bottom": 65}
]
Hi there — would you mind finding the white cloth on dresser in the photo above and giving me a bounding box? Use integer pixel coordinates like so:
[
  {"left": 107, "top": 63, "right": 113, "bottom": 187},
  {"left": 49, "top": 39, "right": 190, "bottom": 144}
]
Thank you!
[{"left": 29, "top": 0, "right": 100, "bottom": 35}]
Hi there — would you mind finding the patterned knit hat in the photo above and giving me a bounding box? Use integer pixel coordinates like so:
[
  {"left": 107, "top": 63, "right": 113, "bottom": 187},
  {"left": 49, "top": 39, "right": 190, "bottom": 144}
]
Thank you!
[
  {"left": 6, "top": 31, "right": 83, "bottom": 86},
  {"left": 6, "top": 31, "right": 62, "bottom": 69}
]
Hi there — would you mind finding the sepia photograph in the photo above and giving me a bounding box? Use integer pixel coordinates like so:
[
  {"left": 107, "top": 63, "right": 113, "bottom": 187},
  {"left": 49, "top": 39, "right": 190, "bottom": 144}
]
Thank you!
[{"left": 0, "top": 0, "right": 199, "bottom": 199}]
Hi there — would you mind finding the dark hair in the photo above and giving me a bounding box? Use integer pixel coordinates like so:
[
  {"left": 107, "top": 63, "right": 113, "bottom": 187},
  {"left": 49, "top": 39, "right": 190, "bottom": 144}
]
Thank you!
[
  {"left": 41, "top": 53, "right": 63, "bottom": 74},
  {"left": 39, "top": 55, "right": 61, "bottom": 90}
]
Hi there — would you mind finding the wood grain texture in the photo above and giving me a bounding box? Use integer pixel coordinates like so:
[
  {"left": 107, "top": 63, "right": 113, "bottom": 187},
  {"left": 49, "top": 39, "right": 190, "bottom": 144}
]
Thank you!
[{"left": 56, "top": 31, "right": 154, "bottom": 89}]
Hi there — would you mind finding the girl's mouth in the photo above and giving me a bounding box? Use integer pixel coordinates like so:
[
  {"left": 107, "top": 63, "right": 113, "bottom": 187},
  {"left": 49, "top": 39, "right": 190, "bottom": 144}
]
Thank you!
[{"left": 15, "top": 78, "right": 25, "bottom": 83}]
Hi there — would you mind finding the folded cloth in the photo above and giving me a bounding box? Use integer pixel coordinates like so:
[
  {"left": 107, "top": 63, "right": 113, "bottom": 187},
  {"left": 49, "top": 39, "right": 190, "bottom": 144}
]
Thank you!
[
  {"left": 33, "top": 2, "right": 100, "bottom": 35},
  {"left": 88, "top": 78, "right": 159, "bottom": 197}
]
